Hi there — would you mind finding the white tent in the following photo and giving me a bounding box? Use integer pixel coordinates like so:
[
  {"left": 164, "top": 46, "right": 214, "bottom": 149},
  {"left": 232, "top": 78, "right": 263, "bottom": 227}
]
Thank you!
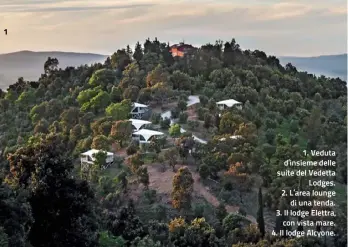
[
  {"left": 216, "top": 99, "right": 242, "bottom": 110},
  {"left": 132, "top": 129, "right": 164, "bottom": 143},
  {"left": 80, "top": 149, "right": 114, "bottom": 168},
  {"left": 133, "top": 102, "right": 148, "bottom": 108},
  {"left": 129, "top": 119, "right": 151, "bottom": 131},
  {"left": 131, "top": 102, "right": 149, "bottom": 119},
  {"left": 219, "top": 135, "right": 243, "bottom": 141}
]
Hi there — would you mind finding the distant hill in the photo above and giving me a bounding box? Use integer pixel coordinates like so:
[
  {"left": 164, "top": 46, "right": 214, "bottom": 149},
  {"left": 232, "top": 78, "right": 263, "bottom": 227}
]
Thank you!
[
  {"left": 279, "top": 54, "right": 347, "bottom": 81},
  {"left": 0, "top": 51, "right": 108, "bottom": 90}
]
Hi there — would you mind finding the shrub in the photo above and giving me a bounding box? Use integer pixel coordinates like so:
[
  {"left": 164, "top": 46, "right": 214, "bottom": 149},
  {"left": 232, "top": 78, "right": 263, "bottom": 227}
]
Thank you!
[
  {"left": 223, "top": 181, "right": 233, "bottom": 191},
  {"left": 126, "top": 141, "right": 139, "bottom": 155},
  {"left": 171, "top": 107, "right": 180, "bottom": 119},
  {"left": 238, "top": 207, "right": 247, "bottom": 216},
  {"left": 178, "top": 112, "right": 188, "bottom": 124},
  {"left": 198, "top": 164, "right": 210, "bottom": 180},
  {"left": 151, "top": 112, "right": 161, "bottom": 124},
  {"left": 187, "top": 120, "right": 199, "bottom": 130},
  {"left": 160, "top": 118, "right": 170, "bottom": 129}
]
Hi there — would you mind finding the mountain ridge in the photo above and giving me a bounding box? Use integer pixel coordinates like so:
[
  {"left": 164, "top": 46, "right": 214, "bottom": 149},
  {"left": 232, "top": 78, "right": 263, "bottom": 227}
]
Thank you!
[
  {"left": 0, "top": 51, "right": 108, "bottom": 89},
  {"left": 278, "top": 53, "right": 347, "bottom": 81}
]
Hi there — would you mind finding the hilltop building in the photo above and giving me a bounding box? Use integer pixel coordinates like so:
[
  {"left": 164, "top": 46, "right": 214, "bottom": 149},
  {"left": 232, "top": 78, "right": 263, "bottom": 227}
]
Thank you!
[{"left": 170, "top": 43, "right": 195, "bottom": 57}]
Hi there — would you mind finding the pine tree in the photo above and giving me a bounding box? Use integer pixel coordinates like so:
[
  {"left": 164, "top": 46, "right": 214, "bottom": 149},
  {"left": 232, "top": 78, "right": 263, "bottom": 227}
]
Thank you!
[
  {"left": 257, "top": 187, "right": 265, "bottom": 237},
  {"left": 171, "top": 167, "right": 194, "bottom": 211},
  {"left": 126, "top": 45, "right": 133, "bottom": 58},
  {"left": 133, "top": 42, "right": 143, "bottom": 62}
]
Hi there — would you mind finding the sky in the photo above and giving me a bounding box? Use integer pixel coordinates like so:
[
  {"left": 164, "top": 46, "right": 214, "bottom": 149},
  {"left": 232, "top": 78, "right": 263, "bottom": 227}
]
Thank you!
[{"left": 0, "top": 0, "right": 347, "bottom": 57}]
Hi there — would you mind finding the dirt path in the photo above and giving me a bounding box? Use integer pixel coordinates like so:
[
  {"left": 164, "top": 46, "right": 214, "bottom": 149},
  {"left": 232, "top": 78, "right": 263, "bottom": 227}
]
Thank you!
[
  {"left": 190, "top": 170, "right": 257, "bottom": 224},
  {"left": 147, "top": 164, "right": 258, "bottom": 224}
]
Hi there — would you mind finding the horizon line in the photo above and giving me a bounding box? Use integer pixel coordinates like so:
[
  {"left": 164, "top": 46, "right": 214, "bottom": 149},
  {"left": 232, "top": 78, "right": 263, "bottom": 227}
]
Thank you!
[{"left": 1, "top": 49, "right": 347, "bottom": 58}]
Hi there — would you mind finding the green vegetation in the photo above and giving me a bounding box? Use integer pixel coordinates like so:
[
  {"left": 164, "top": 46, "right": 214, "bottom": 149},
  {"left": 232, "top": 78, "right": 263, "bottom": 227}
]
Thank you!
[{"left": 0, "top": 38, "right": 346, "bottom": 246}]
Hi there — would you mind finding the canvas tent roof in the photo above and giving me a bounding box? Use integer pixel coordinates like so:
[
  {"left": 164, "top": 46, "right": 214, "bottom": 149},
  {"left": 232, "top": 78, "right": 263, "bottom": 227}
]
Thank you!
[
  {"left": 133, "top": 102, "right": 148, "bottom": 108},
  {"left": 81, "top": 149, "right": 113, "bottom": 156},
  {"left": 129, "top": 119, "right": 151, "bottom": 130},
  {"left": 133, "top": 129, "right": 164, "bottom": 141},
  {"left": 219, "top": 135, "right": 243, "bottom": 141},
  {"left": 216, "top": 99, "right": 241, "bottom": 107}
]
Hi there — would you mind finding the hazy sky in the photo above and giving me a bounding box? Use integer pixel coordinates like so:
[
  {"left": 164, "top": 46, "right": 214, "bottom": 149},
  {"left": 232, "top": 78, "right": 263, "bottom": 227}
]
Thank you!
[{"left": 0, "top": 0, "right": 347, "bottom": 56}]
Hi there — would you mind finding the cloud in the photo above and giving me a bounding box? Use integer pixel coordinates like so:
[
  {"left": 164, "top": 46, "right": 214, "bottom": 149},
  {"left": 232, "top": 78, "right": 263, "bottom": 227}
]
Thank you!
[
  {"left": 0, "top": 1, "right": 155, "bottom": 12},
  {"left": 0, "top": 0, "right": 346, "bottom": 56}
]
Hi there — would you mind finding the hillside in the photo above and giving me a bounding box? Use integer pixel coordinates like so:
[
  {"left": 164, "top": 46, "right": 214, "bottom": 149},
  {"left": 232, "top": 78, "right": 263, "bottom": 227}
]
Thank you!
[
  {"left": 279, "top": 54, "right": 347, "bottom": 81},
  {"left": 0, "top": 51, "right": 108, "bottom": 89},
  {"left": 0, "top": 39, "right": 346, "bottom": 247}
]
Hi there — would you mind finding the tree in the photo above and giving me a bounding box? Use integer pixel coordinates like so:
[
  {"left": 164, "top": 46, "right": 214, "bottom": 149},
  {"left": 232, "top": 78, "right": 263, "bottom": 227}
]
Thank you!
[
  {"left": 117, "top": 171, "right": 128, "bottom": 193},
  {"left": 171, "top": 166, "right": 194, "bottom": 211},
  {"left": 137, "top": 166, "right": 149, "bottom": 189},
  {"left": 177, "top": 100, "right": 187, "bottom": 112},
  {"left": 99, "top": 231, "right": 126, "bottom": 247},
  {"left": 110, "top": 120, "right": 132, "bottom": 147},
  {"left": 119, "top": 62, "right": 145, "bottom": 89},
  {"left": 222, "top": 213, "right": 243, "bottom": 234},
  {"left": 138, "top": 88, "right": 153, "bottom": 104},
  {"left": 110, "top": 86, "right": 123, "bottom": 102},
  {"left": 198, "top": 164, "right": 210, "bottom": 180},
  {"left": 209, "top": 68, "right": 234, "bottom": 88},
  {"left": 60, "top": 107, "right": 80, "bottom": 129},
  {"left": 77, "top": 88, "right": 100, "bottom": 106},
  {"left": 131, "top": 235, "right": 161, "bottom": 247},
  {"left": 104, "top": 201, "right": 146, "bottom": 241},
  {"left": 151, "top": 82, "right": 172, "bottom": 105},
  {"left": 15, "top": 89, "right": 36, "bottom": 109},
  {"left": 105, "top": 99, "right": 132, "bottom": 120},
  {"left": 44, "top": 57, "right": 59, "bottom": 75},
  {"left": 169, "top": 71, "right": 192, "bottom": 91},
  {"left": 123, "top": 85, "right": 140, "bottom": 101},
  {"left": 6, "top": 136, "right": 99, "bottom": 247},
  {"left": 88, "top": 69, "right": 117, "bottom": 89},
  {"left": 219, "top": 112, "right": 244, "bottom": 134},
  {"left": 164, "top": 147, "right": 179, "bottom": 171},
  {"left": 305, "top": 107, "right": 321, "bottom": 149},
  {"left": 126, "top": 152, "right": 144, "bottom": 174},
  {"left": 87, "top": 151, "right": 108, "bottom": 183},
  {"left": 91, "top": 135, "right": 110, "bottom": 150},
  {"left": 133, "top": 42, "right": 143, "bottom": 62},
  {"left": 216, "top": 203, "right": 227, "bottom": 223},
  {"left": 169, "top": 217, "right": 223, "bottom": 247},
  {"left": 265, "top": 129, "right": 276, "bottom": 144},
  {"left": 203, "top": 113, "right": 212, "bottom": 129},
  {"left": 262, "top": 143, "right": 276, "bottom": 163},
  {"left": 169, "top": 124, "right": 181, "bottom": 139},
  {"left": 88, "top": 90, "right": 111, "bottom": 113},
  {"left": 146, "top": 64, "right": 168, "bottom": 87},
  {"left": 0, "top": 182, "right": 33, "bottom": 247},
  {"left": 225, "top": 162, "right": 252, "bottom": 203},
  {"left": 257, "top": 187, "right": 265, "bottom": 237},
  {"left": 110, "top": 49, "right": 132, "bottom": 71},
  {"left": 34, "top": 118, "right": 49, "bottom": 134}
]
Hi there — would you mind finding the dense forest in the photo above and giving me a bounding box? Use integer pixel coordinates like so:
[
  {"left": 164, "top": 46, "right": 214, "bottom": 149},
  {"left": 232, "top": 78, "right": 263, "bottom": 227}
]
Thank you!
[{"left": 0, "top": 38, "right": 346, "bottom": 247}]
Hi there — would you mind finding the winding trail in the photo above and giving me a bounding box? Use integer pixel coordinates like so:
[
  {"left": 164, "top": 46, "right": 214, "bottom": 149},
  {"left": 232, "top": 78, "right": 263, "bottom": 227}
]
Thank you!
[{"left": 190, "top": 170, "right": 257, "bottom": 224}]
